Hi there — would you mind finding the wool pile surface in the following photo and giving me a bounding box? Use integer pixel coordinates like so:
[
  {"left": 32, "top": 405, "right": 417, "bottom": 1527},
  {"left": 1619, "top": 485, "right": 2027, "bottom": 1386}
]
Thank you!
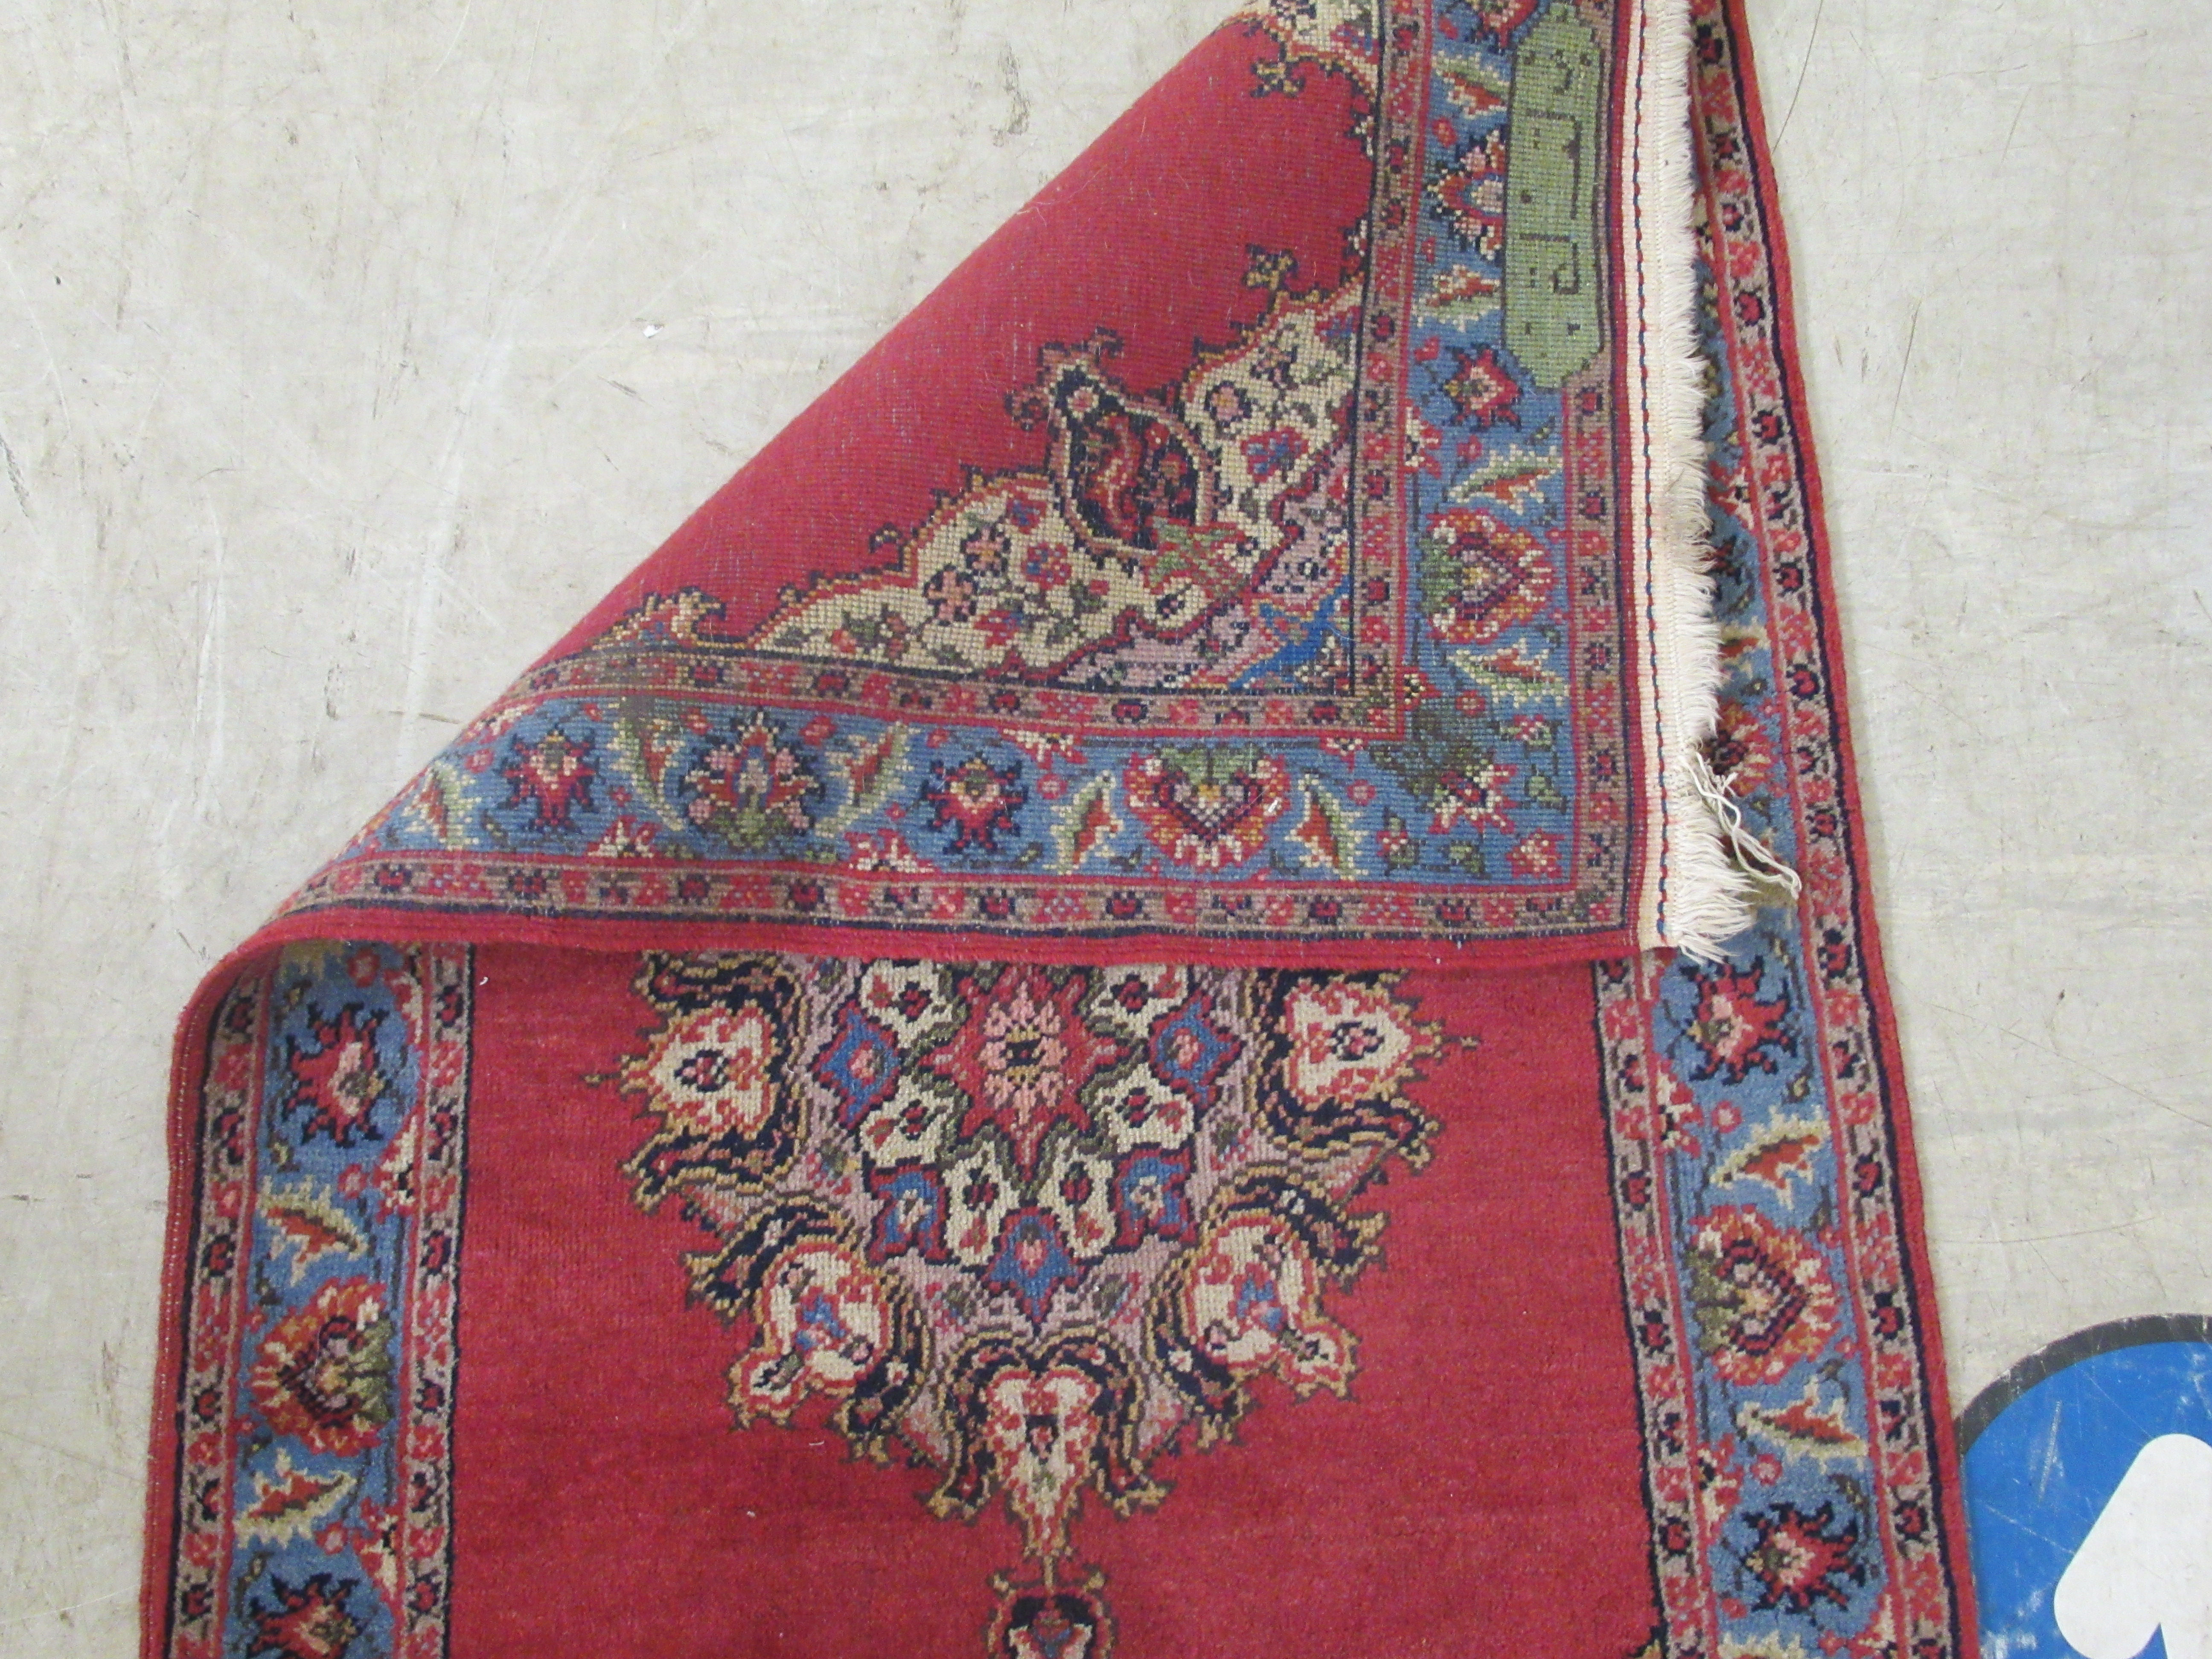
[{"left": 141, "top": 2, "right": 1979, "bottom": 1654}]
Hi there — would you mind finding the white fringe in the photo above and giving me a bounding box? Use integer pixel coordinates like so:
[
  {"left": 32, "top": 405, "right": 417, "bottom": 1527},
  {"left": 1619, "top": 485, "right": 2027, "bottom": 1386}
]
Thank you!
[{"left": 1630, "top": 0, "right": 1758, "bottom": 962}]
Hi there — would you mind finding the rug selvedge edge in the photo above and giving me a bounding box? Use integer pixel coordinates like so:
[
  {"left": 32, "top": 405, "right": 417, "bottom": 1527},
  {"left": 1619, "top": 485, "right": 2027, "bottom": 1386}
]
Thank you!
[
  {"left": 150, "top": 944, "right": 475, "bottom": 1659},
  {"left": 1587, "top": 2, "right": 1976, "bottom": 1653}
]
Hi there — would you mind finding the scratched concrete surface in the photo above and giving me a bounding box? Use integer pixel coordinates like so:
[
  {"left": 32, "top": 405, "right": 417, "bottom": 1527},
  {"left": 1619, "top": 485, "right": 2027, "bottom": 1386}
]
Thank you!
[{"left": 0, "top": 0, "right": 2204, "bottom": 1650}]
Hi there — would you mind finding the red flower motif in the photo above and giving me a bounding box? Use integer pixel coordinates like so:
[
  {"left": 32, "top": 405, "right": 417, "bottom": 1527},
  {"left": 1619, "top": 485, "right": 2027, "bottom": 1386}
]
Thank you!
[
  {"left": 284, "top": 1008, "right": 390, "bottom": 1147},
  {"left": 246, "top": 1573, "right": 363, "bottom": 1659},
  {"left": 1741, "top": 1501, "right": 1867, "bottom": 1614},
  {"left": 1682, "top": 963, "right": 1793, "bottom": 1083},
  {"left": 924, "top": 565, "right": 980, "bottom": 624},
  {"left": 1021, "top": 542, "right": 1073, "bottom": 590},
  {"left": 1440, "top": 343, "right": 1522, "bottom": 429},
  {"left": 501, "top": 724, "right": 597, "bottom": 832},
  {"left": 683, "top": 716, "right": 819, "bottom": 850},
  {"left": 922, "top": 755, "right": 1028, "bottom": 856},
  {"left": 926, "top": 969, "right": 1128, "bottom": 1178},
  {"left": 1428, "top": 757, "right": 1516, "bottom": 838},
  {"left": 1507, "top": 831, "right": 1560, "bottom": 878},
  {"left": 1434, "top": 129, "right": 1508, "bottom": 259},
  {"left": 1240, "top": 425, "right": 1310, "bottom": 482},
  {"left": 1124, "top": 748, "right": 1290, "bottom": 872}
]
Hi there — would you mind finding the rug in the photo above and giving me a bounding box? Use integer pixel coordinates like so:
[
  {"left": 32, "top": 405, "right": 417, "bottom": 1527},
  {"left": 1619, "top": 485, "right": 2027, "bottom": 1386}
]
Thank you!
[{"left": 140, "top": 2, "right": 1979, "bottom": 1654}]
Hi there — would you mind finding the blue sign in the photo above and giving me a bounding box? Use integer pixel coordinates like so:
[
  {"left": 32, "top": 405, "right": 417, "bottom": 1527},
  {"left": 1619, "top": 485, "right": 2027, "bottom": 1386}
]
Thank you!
[{"left": 1962, "top": 1317, "right": 2212, "bottom": 1659}]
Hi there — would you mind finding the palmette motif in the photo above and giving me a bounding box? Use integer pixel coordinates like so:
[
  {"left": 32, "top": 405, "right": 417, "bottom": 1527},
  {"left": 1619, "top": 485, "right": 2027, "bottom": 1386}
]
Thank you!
[{"left": 612, "top": 953, "right": 1443, "bottom": 1653}]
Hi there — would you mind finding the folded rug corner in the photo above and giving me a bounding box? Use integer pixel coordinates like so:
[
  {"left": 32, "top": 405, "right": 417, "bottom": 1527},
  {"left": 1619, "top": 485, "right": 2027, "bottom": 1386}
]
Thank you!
[{"left": 140, "top": 3, "right": 1981, "bottom": 1655}]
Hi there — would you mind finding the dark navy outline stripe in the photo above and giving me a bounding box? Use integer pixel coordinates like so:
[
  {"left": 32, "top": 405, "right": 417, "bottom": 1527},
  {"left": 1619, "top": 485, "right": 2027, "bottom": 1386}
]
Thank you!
[{"left": 1957, "top": 1314, "right": 2212, "bottom": 1452}]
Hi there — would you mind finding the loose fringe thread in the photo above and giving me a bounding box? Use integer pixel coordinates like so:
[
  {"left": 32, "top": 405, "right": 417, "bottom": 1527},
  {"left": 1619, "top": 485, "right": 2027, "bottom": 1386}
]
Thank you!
[
  {"left": 1636, "top": 0, "right": 1781, "bottom": 963},
  {"left": 1688, "top": 749, "right": 1804, "bottom": 902}
]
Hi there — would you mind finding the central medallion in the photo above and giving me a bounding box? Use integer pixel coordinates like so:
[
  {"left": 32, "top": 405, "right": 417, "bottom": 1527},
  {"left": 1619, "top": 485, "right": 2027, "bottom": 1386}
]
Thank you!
[{"left": 611, "top": 952, "right": 1444, "bottom": 1654}]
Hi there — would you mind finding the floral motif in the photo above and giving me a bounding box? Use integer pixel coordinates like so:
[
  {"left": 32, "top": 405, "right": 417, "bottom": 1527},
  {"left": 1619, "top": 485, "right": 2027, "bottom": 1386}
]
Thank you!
[
  {"left": 1251, "top": 972, "right": 1441, "bottom": 1167},
  {"left": 1435, "top": 128, "right": 1508, "bottom": 258},
  {"left": 924, "top": 755, "right": 1030, "bottom": 857},
  {"left": 1685, "top": 1207, "right": 1842, "bottom": 1387},
  {"left": 1045, "top": 370, "right": 1207, "bottom": 560},
  {"left": 924, "top": 967, "right": 1128, "bottom": 1179},
  {"left": 816, "top": 962, "right": 1229, "bottom": 1294},
  {"left": 1150, "top": 1169, "right": 1380, "bottom": 1442},
  {"left": 1420, "top": 506, "right": 1553, "bottom": 645},
  {"left": 1431, "top": 757, "right": 1516, "bottom": 838},
  {"left": 696, "top": 1202, "right": 924, "bottom": 1449},
  {"left": 501, "top": 725, "right": 597, "bottom": 832},
  {"left": 1679, "top": 961, "right": 1793, "bottom": 1084},
  {"left": 933, "top": 1330, "right": 1167, "bottom": 1568},
  {"left": 283, "top": 1007, "right": 392, "bottom": 1147},
  {"left": 619, "top": 955, "right": 807, "bottom": 1205},
  {"left": 1508, "top": 830, "right": 1560, "bottom": 878},
  {"left": 985, "top": 1578, "right": 1113, "bottom": 1659},
  {"left": 248, "top": 1278, "right": 396, "bottom": 1456},
  {"left": 682, "top": 715, "right": 820, "bottom": 850},
  {"left": 1439, "top": 344, "right": 1522, "bottom": 429},
  {"left": 243, "top": 1573, "right": 364, "bottom": 1659},
  {"left": 1364, "top": 702, "right": 1526, "bottom": 855},
  {"left": 1123, "top": 748, "right": 1291, "bottom": 871},
  {"left": 1740, "top": 1502, "right": 1869, "bottom": 1615},
  {"left": 983, "top": 1209, "right": 1089, "bottom": 1326},
  {"left": 613, "top": 954, "right": 1440, "bottom": 1653}
]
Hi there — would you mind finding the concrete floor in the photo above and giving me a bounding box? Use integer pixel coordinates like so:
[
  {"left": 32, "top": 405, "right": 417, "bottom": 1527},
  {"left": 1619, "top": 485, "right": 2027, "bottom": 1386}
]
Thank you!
[{"left": 2, "top": 0, "right": 2205, "bottom": 1650}]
